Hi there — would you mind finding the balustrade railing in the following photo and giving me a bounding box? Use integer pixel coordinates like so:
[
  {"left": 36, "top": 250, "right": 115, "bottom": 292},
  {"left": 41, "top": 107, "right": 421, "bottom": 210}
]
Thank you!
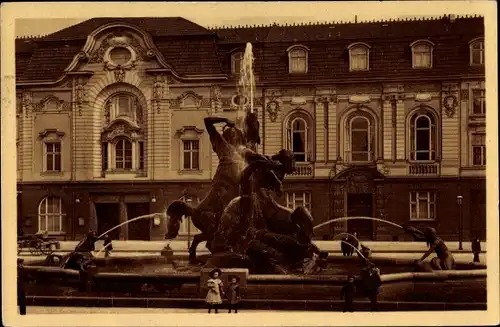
[
  {"left": 408, "top": 163, "right": 440, "bottom": 175},
  {"left": 288, "top": 163, "right": 314, "bottom": 178}
]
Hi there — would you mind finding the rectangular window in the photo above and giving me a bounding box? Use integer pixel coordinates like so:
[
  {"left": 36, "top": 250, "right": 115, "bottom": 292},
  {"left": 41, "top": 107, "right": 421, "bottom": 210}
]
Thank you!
[
  {"left": 231, "top": 53, "right": 243, "bottom": 75},
  {"left": 470, "top": 41, "right": 485, "bottom": 65},
  {"left": 182, "top": 140, "right": 200, "bottom": 170},
  {"left": 409, "top": 191, "right": 436, "bottom": 221},
  {"left": 118, "top": 95, "right": 131, "bottom": 116},
  {"left": 350, "top": 47, "right": 369, "bottom": 71},
  {"left": 472, "top": 89, "right": 486, "bottom": 115},
  {"left": 413, "top": 48, "right": 432, "bottom": 68},
  {"left": 102, "top": 142, "right": 108, "bottom": 171},
  {"left": 138, "top": 141, "right": 145, "bottom": 170},
  {"left": 45, "top": 142, "right": 61, "bottom": 172},
  {"left": 472, "top": 133, "right": 486, "bottom": 166},
  {"left": 285, "top": 191, "right": 312, "bottom": 212}
]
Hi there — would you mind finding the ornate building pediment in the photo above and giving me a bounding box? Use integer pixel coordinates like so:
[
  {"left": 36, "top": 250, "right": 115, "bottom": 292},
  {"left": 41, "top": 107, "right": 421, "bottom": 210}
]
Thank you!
[
  {"left": 171, "top": 91, "right": 204, "bottom": 109},
  {"left": 38, "top": 128, "right": 65, "bottom": 141},
  {"left": 102, "top": 120, "right": 141, "bottom": 142},
  {"left": 33, "top": 95, "right": 71, "bottom": 113}
]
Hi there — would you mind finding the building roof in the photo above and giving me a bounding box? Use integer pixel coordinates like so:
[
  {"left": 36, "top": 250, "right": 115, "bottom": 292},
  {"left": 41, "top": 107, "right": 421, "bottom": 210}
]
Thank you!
[
  {"left": 42, "top": 17, "right": 215, "bottom": 41},
  {"left": 16, "top": 15, "right": 485, "bottom": 84}
]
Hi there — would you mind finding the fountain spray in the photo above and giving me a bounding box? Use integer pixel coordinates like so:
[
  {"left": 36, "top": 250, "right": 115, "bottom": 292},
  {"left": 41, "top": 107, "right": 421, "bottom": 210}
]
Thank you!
[
  {"left": 238, "top": 42, "right": 260, "bottom": 150},
  {"left": 239, "top": 42, "right": 256, "bottom": 115}
]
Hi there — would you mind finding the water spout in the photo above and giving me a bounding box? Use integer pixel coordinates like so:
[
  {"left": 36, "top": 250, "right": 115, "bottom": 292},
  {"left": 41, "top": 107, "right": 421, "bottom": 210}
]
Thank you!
[
  {"left": 313, "top": 216, "right": 403, "bottom": 230},
  {"left": 95, "top": 242, "right": 113, "bottom": 257},
  {"left": 97, "top": 212, "right": 165, "bottom": 239}
]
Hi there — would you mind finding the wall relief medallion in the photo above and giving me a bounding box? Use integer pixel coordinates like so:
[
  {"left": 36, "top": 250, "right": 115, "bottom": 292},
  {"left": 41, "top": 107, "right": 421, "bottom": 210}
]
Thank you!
[
  {"left": 266, "top": 100, "right": 280, "bottom": 122},
  {"left": 442, "top": 94, "right": 458, "bottom": 118}
]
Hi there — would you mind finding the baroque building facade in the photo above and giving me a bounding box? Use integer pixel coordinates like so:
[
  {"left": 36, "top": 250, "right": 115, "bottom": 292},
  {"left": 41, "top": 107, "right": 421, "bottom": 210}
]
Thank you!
[{"left": 15, "top": 16, "right": 486, "bottom": 241}]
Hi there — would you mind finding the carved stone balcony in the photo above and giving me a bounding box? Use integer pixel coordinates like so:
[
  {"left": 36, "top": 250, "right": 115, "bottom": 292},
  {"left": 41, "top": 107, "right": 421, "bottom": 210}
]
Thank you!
[
  {"left": 288, "top": 163, "right": 314, "bottom": 178},
  {"left": 408, "top": 162, "right": 440, "bottom": 176}
]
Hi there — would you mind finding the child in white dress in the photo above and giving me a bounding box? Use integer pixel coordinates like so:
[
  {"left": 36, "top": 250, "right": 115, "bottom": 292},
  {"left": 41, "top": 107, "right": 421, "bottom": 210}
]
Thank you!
[{"left": 206, "top": 268, "right": 224, "bottom": 313}]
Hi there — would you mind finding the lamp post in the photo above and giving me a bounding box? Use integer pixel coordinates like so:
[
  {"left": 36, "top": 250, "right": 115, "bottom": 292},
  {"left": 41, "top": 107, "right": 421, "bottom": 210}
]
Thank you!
[
  {"left": 457, "top": 195, "right": 463, "bottom": 250},
  {"left": 186, "top": 197, "right": 192, "bottom": 250}
]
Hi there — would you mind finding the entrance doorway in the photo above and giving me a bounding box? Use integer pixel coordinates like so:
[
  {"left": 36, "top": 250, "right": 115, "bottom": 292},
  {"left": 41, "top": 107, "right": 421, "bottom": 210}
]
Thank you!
[
  {"left": 126, "top": 202, "right": 151, "bottom": 241},
  {"left": 347, "top": 193, "right": 374, "bottom": 240},
  {"left": 95, "top": 203, "right": 121, "bottom": 240}
]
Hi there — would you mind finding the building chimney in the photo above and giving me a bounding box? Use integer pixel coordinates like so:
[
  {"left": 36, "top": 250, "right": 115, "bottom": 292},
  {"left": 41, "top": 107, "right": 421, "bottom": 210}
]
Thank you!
[{"left": 449, "top": 14, "right": 457, "bottom": 22}]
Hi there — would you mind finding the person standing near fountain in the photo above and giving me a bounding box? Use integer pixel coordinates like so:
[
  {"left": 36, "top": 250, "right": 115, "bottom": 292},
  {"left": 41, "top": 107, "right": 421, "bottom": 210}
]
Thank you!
[
  {"left": 226, "top": 275, "right": 241, "bottom": 313},
  {"left": 206, "top": 268, "right": 224, "bottom": 313},
  {"left": 360, "top": 262, "right": 382, "bottom": 311},
  {"left": 340, "top": 275, "right": 356, "bottom": 312},
  {"left": 471, "top": 236, "right": 481, "bottom": 263}
]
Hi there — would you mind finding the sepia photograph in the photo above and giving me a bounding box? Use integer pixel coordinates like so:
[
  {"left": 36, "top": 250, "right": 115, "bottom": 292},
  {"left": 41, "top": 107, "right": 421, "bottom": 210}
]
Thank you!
[{"left": 1, "top": 1, "right": 498, "bottom": 326}]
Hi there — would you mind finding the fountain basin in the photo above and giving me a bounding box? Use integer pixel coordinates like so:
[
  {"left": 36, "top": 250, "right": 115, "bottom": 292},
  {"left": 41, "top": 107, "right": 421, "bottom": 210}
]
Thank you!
[{"left": 21, "top": 254, "right": 486, "bottom": 311}]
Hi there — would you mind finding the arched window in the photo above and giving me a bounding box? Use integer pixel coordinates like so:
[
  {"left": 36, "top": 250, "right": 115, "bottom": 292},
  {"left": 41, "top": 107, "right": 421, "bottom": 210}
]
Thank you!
[
  {"left": 38, "top": 196, "right": 65, "bottom": 233},
  {"left": 470, "top": 38, "right": 485, "bottom": 66},
  {"left": 106, "top": 93, "right": 138, "bottom": 121},
  {"left": 231, "top": 52, "right": 243, "bottom": 75},
  {"left": 115, "top": 138, "right": 133, "bottom": 169},
  {"left": 347, "top": 116, "right": 373, "bottom": 162},
  {"left": 348, "top": 43, "right": 370, "bottom": 71},
  {"left": 410, "top": 40, "right": 434, "bottom": 68},
  {"left": 286, "top": 117, "right": 309, "bottom": 162},
  {"left": 287, "top": 46, "right": 308, "bottom": 74},
  {"left": 409, "top": 112, "right": 437, "bottom": 161}
]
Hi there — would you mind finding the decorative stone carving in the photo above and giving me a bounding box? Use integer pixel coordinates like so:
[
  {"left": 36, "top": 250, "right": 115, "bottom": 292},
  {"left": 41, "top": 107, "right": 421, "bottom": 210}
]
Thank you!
[
  {"left": 176, "top": 126, "right": 204, "bottom": 136},
  {"left": 442, "top": 94, "right": 458, "bottom": 118},
  {"left": 442, "top": 83, "right": 459, "bottom": 118},
  {"left": 33, "top": 95, "right": 71, "bottom": 112},
  {"left": 415, "top": 93, "right": 432, "bottom": 102},
  {"left": 349, "top": 94, "right": 371, "bottom": 104},
  {"left": 101, "top": 121, "right": 141, "bottom": 142},
  {"left": 39, "top": 128, "right": 65, "bottom": 140},
  {"left": 151, "top": 74, "right": 169, "bottom": 114},
  {"left": 265, "top": 89, "right": 283, "bottom": 122},
  {"left": 75, "top": 77, "right": 89, "bottom": 116},
  {"left": 89, "top": 31, "right": 149, "bottom": 64},
  {"left": 113, "top": 68, "right": 126, "bottom": 82},
  {"left": 460, "top": 89, "right": 469, "bottom": 101},
  {"left": 210, "top": 86, "right": 223, "bottom": 113},
  {"left": 266, "top": 101, "right": 280, "bottom": 122},
  {"left": 21, "top": 91, "right": 33, "bottom": 118},
  {"left": 172, "top": 91, "right": 203, "bottom": 109}
]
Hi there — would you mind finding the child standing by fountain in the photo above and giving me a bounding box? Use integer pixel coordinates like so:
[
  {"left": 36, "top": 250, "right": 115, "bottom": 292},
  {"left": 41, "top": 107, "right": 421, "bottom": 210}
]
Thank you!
[
  {"left": 340, "top": 275, "right": 356, "bottom": 312},
  {"left": 206, "top": 268, "right": 224, "bottom": 313},
  {"left": 226, "top": 275, "right": 241, "bottom": 313}
]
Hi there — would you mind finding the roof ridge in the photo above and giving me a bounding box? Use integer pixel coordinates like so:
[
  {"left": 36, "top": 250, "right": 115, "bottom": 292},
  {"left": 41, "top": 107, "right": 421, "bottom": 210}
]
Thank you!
[{"left": 209, "top": 14, "right": 484, "bottom": 31}]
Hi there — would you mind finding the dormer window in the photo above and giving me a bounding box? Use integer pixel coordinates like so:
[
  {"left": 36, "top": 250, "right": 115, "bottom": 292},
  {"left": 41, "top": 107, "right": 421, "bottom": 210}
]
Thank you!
[
  {"left": 231, "top": 52, "right": 243, "bottom": 75},
  {"left": 348, "top": 43, "right": 370, "bottom": 71},
  {"left": 287, "top": 45, "right": 309, "bottom": 74},
  {"left": 410, "top": 40, "right": 434, "bottom": 69},
  {"left": 469, "top": 37, "right": 485, "bottom": 66}
]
